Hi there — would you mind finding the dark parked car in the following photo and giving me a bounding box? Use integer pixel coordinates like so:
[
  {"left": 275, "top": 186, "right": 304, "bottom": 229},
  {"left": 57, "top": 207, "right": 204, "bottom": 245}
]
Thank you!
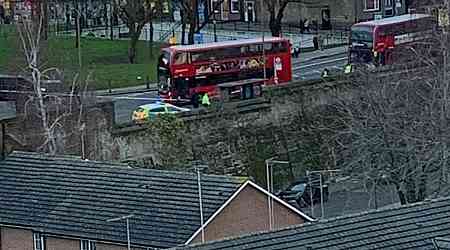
[{"left": 277, "top": 177, "right": 329, "bottom": 208}]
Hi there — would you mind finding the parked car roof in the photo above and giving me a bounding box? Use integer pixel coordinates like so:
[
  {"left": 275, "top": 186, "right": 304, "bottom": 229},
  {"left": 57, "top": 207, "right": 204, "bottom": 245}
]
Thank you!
[{"left": 137, "top": 102, "right": 190, "bottom": 112}]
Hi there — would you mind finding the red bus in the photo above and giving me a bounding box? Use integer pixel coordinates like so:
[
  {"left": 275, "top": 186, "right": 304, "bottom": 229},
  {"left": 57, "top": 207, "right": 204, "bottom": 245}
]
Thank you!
[
  {"left": 157, "top": 37, "right": 292, "bottom": 101},
  {"left": 349, "top": 14, "right": 437, "bottom": 66}
]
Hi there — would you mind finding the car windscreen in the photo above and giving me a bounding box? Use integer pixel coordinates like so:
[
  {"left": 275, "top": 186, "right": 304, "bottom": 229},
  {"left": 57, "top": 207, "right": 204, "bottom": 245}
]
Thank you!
[
  {"left": 150, "top": 107, "right": 167, "bottom": 113},
  {"left": 135, "top": 107, "right": 146, "bottom": 113}
]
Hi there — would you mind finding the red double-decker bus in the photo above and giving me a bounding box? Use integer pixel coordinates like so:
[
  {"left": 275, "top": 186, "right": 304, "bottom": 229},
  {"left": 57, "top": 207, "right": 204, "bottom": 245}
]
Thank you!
[
  {"left": 349, "top": 14, "right": 437, "bottom": 66},
  {"left": 157, "top": 37, "right": 292, "bottom": 101}
]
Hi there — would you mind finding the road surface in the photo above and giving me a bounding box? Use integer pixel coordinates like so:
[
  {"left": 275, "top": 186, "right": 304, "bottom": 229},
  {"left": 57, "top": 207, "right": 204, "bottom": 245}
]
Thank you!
[
  {"left": 98, "top": 91, "right": 159, "bottom": 125},
  {"left": 292, "top": 53, "right": 348, "bottom": 80}
]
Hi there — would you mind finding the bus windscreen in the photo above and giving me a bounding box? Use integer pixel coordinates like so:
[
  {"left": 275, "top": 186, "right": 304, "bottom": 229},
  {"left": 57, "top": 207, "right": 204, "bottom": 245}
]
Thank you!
[{"left": 351, "top": 26, "right": 374, "bottom": 44}]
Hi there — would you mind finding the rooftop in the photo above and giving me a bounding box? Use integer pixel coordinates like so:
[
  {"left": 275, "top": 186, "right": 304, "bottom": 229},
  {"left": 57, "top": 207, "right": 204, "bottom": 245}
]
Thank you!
[
  {"left": 0, "top": 151, "right": 244, "bottom": 248},
  {"left": 173, "top": 197, "right": 450, "bottom": 250},
  {"left": 354, "top": 13, "right": 432, "bottom": 27},
  {"left": 169, "top": 37, "right": 289, "bottom": 51}
]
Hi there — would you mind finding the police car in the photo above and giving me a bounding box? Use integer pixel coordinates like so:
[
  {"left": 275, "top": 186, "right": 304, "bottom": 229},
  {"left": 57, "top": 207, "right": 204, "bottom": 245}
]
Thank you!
[{"left": 132, "top": 102, "right": 190, "bottom": 123}]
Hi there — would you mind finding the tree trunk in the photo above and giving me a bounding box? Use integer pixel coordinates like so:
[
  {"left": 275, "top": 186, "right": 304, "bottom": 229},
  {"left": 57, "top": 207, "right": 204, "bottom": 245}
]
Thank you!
[
  {"left": 149, "top": 20, "right": 154, "bottom": 58},
  {"left": 181, "top": 10, "right": 186, "bottom": 45},
  {"left": 269, "top": 10, "right": 281, "bottom": 37},
  {"left": 128, "top": 24, "right": 141, "bottom": 64},
  {"left": 405, "top": 174, "right": 417, "bottom": 203},
  {"left": 417, "top": 168, "right": 427, "bottom": 202},
  {"left": 42, "top": 0, "right": 48, "bottom": 40},
  {"left": 395, "top": 183, "right": 407, "bottom": 205},
  {"left": 188, "top": 20, "right": 196, "bottom": 45}
]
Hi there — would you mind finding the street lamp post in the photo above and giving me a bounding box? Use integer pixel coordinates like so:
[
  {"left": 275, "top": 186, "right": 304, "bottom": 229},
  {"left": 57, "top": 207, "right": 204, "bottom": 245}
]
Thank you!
[
  {"left": 265, "top": 158, "right": 289, "bottom": 230},
  {"left": 106, "top": 214, "right": 134, "bottom": 250},
  {"left": 306, "top": 169, "right": 341, "bottom": 219},
  {"left": 213, "top": 19, "right": 217, "bottom": 42},
  {"left": 196, "top": 165, "right": 205, "bottom": 243},
  {"left": 190, "top": 162, "right": 207, "bottom": 243}
]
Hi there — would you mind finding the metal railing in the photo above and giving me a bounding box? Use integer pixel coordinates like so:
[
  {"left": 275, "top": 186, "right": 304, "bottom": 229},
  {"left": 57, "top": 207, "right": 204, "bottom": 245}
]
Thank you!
[{"left": 158, "top": 21, "right": 182, "bottom": 42}]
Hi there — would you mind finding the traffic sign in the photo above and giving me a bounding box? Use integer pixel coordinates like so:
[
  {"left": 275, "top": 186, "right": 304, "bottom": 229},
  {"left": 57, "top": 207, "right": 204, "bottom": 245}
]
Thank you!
[
  {"left": 274, "top": 57, "right": 282, "bottom": 70},
  {"left": 194, "top": 33, "right": 204, "bottom": 44}
]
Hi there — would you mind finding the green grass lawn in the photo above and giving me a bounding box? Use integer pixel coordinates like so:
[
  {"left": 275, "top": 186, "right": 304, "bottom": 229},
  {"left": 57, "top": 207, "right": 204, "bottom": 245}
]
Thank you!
[{"left": 0, "top": 24, "right": 161, "bottom": 90}]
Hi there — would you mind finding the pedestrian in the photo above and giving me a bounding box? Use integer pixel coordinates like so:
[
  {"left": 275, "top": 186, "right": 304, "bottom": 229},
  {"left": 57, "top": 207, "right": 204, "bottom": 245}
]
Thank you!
[
  {"left": 321, "top": 68, "right": 329, "bottom": 78},
  {"left": 191, "top": 91, "right": 199, "bottom": 109},
  {"left": 318, "top": 34, "right": 324, "bottom": 51},
  {"left": 294, "top": 47, "right": 300, "bottom": 58},
  {"left": 344, "top": 64, "right": 352, "bottom": 74},
  {"left": 0, "top": 5, "right": 5, "bottom": 24},
  {"left": 299, "top": 19, "right": 304, "bottom": 34},
  {"left": 313, "top": 36, "right": 319, "bottom": 50},
  {"left": 304, "top": 19, "right": 310, "bottom": 33},
  {"left": 201, "top": 92, "right": 211, "bottom": 107}
]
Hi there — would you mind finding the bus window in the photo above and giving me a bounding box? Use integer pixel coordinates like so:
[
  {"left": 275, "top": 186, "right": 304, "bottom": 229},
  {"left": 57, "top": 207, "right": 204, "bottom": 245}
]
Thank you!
[
  {"left": 271, "top": 42, "right": 287, "bottom": 53},
  {"left": 249, "top": 44, "right": 263, "bottom": 55},
  {"left": 222, "top": 47, "right": 242, "bottom": 59},
  {"left": 264, "top": 43, "right": 273, "bottom": 53},
  {"left": 241, "top": 46, "right": 249, "bottom": 55},
  {"left": 174, "top": 52, "right": 188, "bottom": 65}
]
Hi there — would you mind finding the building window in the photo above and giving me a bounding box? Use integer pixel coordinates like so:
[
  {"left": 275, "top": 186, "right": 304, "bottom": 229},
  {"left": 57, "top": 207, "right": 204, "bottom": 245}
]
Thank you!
[
  {"left": 80, "top": 240, "right": 96, "bottom": 250},
  {"left": 162, "top": 1, "right": 170, "bottom": 14},
  {"left": 33, "top": 233, "right": 45, "bottom": 250},
  {"left": 211, "top": 0, "right": 221, "bottom": 13},
  {"left": 365, "top": 0, "right": 380, "bottom": 11},
  {"left": 384, "top": 0, "right": 393, "bottom": 8},
  {"left": 230, "top": 0, "right": 240, "bottom": 13}
]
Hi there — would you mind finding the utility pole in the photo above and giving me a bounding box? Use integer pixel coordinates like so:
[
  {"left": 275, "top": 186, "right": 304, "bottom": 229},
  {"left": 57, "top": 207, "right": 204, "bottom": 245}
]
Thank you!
[
  {"left": 265, "top": 158, "right": 289, "bottom": 230},
  {"left": 196, "top": 166, "right": 205, "bottom": 243}
]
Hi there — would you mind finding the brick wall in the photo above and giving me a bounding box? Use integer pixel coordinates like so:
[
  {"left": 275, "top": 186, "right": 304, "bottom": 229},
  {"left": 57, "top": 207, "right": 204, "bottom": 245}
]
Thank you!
[
  {"left": 46, "top": 237, "right": 79, "bottom": 250},
  {"left": 0, "top": 226, "right": 148, "bottom": 250},
  {"left": 1, "top": 227, "right": 33, "bottom": 250},
  {"left": 191, "top": 184, "right": 304, "bottom": 244}
]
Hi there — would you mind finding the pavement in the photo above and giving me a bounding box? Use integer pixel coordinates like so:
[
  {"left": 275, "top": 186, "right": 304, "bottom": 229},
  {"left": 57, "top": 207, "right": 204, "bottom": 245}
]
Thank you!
[
  {"left": 292, "top": 46, "right": 348, "bottom": 80},
  {"left": 62, "top": 22, "right": 348, "bottom": 50}
]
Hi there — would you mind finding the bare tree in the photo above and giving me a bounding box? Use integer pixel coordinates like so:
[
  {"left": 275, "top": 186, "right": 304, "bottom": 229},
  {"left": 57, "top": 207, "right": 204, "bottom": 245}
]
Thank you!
[
  {"left": 16, "top": 15, "right": 92, "bottom": 157},
  {"left": 314, "top": 28, "right": 450, "bottom": 205},
  {"left": 114, "top": 0, "right": 161, "bottom": 63},
  {"left": 31, "top": 0, "right": 49, "bottom": 40},
  {"left": 264, "top": 0, "right": 290, "bottom": 37},
  {"left": 179, "top": 0, "right": 225, "bottom": 44}
]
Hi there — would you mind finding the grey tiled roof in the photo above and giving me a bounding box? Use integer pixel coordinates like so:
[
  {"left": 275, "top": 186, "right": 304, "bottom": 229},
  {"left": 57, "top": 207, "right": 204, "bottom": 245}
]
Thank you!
[
  {"left": 0, "top": 152, "right": 244, "bottom": 249},
  {"left": 173, "top": 197, "right": 450, "bottom": 250}
]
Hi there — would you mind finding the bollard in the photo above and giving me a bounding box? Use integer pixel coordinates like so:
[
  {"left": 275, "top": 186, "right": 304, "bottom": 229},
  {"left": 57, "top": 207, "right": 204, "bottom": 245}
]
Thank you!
[
  {"left": 146, "top": 76, "right": 150, "bottom": 89},
  {"left": 108, "top": 80, "right": 112, "bottom": 93}
]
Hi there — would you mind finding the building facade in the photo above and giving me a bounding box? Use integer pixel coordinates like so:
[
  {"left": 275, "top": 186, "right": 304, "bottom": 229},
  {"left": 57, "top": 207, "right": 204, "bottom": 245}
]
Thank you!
[{"left": 208, "top": 0, "right": 410, "bottom": 30}]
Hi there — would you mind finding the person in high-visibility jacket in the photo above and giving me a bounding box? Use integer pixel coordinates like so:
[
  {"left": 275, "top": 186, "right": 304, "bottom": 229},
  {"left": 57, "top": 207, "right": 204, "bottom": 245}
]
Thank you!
[
  {"left": 169, "top": 36, "right": 177, "bottom": 45},
  {"left": 201, "top": 93, "right": 211, "bottom": 106},
  {"left": 321, "top": 68, "right": 329, "bottom": 78},
  {"left": 344, "top": 64, "right": 352, "bottom": 74}
]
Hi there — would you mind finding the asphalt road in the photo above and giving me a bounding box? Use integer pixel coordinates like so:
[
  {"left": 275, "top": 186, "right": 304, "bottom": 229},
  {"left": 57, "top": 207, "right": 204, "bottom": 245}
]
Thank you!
[
  {"left": 101, "top": 52, "right": 348, "bottom": 125},
  {"left": 292, "top": 53, "right": 348, "bottom": 80},
  {"left": 98, "top": 92, "right": 159, "bottom": 125}
]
